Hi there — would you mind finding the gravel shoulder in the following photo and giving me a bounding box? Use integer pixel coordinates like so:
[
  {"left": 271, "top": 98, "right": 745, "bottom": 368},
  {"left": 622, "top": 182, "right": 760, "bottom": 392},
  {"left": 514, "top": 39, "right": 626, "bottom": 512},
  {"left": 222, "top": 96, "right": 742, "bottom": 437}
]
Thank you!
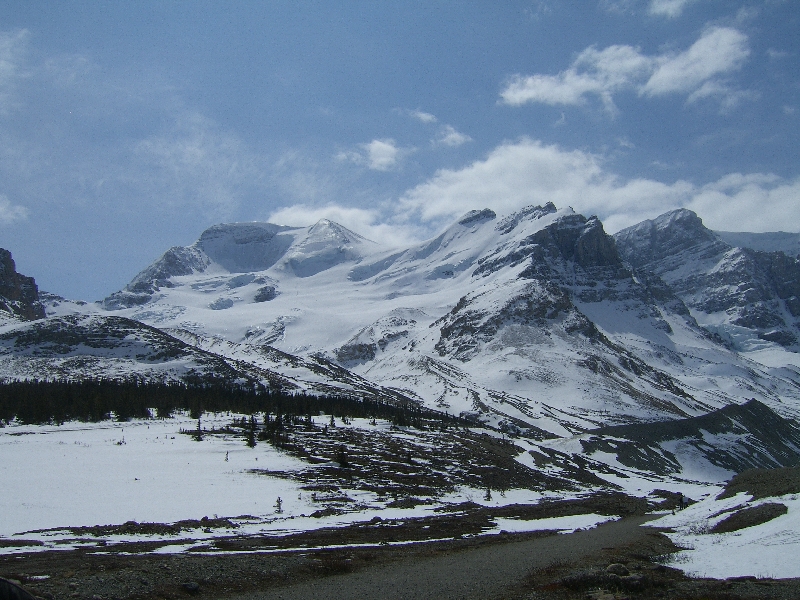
[{"left": 230, "top": 514, "right": 657, "bottom": 600}]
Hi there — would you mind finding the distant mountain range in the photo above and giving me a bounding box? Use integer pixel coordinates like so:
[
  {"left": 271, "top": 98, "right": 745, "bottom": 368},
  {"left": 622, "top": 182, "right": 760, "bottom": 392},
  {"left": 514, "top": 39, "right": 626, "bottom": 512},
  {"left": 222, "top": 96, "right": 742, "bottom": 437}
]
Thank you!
[
  {"left": 5, "top": 203, "right": 800, "bottom": 486},
  {"left": 2, "top": 204, "right": 798, "bottom": 441}
]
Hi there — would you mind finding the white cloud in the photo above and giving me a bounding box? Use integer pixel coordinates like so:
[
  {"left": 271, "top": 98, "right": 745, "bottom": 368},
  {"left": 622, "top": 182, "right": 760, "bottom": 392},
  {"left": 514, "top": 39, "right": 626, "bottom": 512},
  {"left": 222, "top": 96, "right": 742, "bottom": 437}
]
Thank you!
[
  {"left": 435, "top": 125, "right": 472, "bottom": 147},
  {"left": 501, "top": 44, "right": 653, "bottom": 113},
  {"left": 398, "top": 138, "right": 693, "bottom": 227},
  {"left": 501, "top": 27, "right": 750, "bottom": 113},
  {"left": 267, "top": 203, "right": 422, "bottom": 248},
  {"left": 0, "top": 194, "right": 28, "bottom": 224},
  {"left": 338, "top": 138, "right": 412, "bottom": 171},
  {"left": 396, "top": 137, "right": 798, "bottom": 235},
  {"left": 409, "top": 110, "right": 437, "bottom": 123},
  {"left": 688, "top": 174, "right": 800, "bottom": 233},
  {"left": 648, "top": 0, "right": 695, "bottom": 18},
  {"left": 364, "top": 139, "right": 401, "bottom": 170},
  {"left": 686, "top": 82, "right": 758, "bottom": 113},
  {"left": 642, "top": 27, "right": 749, "bottom": 96}
]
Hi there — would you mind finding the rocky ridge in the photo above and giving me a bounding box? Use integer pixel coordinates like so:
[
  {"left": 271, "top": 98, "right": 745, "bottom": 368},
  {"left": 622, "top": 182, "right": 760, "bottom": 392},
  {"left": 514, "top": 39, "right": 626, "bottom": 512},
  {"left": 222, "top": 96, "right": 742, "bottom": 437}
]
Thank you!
[
  {"left": 614, "top": 209, "right": 800, "bottom": 351},
  {"left": 0, "top": 249, "right": 44, "bottom": 322}
]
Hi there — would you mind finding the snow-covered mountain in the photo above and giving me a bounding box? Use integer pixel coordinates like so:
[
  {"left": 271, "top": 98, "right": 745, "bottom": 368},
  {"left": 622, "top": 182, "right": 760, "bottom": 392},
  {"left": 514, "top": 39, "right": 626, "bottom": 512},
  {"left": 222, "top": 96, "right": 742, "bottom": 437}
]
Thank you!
[
  {"left": 614, "top": 209, "right": 800, "bottom": 354},
  {"left": 4, "top": 203, "right": 799, "bottom": 442}
]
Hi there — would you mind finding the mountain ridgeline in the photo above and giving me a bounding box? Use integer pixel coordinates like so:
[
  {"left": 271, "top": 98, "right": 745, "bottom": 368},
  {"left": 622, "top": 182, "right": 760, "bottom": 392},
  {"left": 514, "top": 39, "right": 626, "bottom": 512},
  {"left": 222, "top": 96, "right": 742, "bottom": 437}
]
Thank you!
[
  {"left": 614, "top": 209, "right": 800, "bottom": 350},
  {"left": 2, "top": 204, "right": 800, "bottom": 480}
]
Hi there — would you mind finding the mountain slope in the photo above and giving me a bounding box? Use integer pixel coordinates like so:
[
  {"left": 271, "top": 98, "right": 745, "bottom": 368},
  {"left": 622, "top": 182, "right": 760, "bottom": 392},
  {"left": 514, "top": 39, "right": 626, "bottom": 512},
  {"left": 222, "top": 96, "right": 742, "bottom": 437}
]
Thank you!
[
  {"left": 53, "top": 204, "right": 795, "bottom": 437},
  {"left": 614, "top": 209, "right": 800, "bottom": 352},
  {"left": 2, "top": 205, "right": 797, "bottom": 440},
  {"left": 0, "top": 314, "right": 417, "bottom": 406},
  {"left": 539, "top": 399, "right": 800, "bottom": 479}
]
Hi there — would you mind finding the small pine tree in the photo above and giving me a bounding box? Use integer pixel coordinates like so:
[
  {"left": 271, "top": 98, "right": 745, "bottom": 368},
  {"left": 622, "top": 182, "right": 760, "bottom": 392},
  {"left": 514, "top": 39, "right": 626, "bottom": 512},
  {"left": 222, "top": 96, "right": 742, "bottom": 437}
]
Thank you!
[
  {"left": 193, "top": 417, "right": 203, "bottom": 442},
  {"left": 336, "top": 444, "right": 349, "bottom": 467},
  {"left": 246, "top": 419, "right": 257, "bottom": 448}
]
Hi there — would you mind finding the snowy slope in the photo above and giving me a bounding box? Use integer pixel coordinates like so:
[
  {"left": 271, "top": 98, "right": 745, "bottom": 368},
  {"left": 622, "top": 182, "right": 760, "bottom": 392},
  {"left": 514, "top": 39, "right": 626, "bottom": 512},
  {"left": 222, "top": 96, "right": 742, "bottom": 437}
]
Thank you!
[
  {"left": 63, "top": 205, "right": 796, "bottom": 433},
  {"left": 651, "top": 466, "right": 800, "bottom": 579},
  {"left": 538, "top": 399, "right": 800, "bottom": 484},
  {"left": 615, "top": 209, "right": 800, "bottom": 353},
  {"left": 4, "top": 204, "right": 799, "bottom": 439}
]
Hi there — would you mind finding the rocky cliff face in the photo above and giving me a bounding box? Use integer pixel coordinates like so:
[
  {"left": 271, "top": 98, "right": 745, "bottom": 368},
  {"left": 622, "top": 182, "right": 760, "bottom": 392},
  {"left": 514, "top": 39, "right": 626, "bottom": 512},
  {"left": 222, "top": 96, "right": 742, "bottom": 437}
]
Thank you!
[
  {"left": 0, "top": 249, "right": 45, "bottom": 321},
  {"left": 614, "top": 209, "right": 800, "bottom": 351}
]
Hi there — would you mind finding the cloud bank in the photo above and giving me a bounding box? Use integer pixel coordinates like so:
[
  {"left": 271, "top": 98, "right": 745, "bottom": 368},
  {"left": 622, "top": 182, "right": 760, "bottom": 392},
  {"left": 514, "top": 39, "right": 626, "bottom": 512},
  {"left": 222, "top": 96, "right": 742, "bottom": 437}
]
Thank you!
[
  {"left": 267, "top": 203, "right": 422, "bottom": 248},
  {"left": 273, "top": 137, "right": 800, "bottom": 242},
  {"left": 394, "top": 138, "right": 799, "bottom": 234},
  {"left": 501, "top": 27, "right": 750, "bottom": 112}
]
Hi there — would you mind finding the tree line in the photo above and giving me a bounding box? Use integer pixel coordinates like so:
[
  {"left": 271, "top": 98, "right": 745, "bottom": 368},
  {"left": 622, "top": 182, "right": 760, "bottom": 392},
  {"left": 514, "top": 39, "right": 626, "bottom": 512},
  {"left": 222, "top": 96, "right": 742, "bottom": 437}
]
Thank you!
[{"left": 0, "top": 378, "right": 464, "bottom": 428}]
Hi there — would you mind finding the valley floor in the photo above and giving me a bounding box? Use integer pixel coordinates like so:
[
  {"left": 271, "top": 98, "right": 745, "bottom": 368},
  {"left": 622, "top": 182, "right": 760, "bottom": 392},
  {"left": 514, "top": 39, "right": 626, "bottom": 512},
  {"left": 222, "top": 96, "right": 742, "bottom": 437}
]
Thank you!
[{"left": 4, "top": 416, "right": 800, "bottom": 598}]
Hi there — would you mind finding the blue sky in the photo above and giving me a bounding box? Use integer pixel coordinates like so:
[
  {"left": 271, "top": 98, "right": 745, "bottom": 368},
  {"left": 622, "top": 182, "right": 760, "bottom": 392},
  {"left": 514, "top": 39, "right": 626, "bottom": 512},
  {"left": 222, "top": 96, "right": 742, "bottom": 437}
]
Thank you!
[{"left": 0, "top": 1, "right": 798, "bottom": 300}]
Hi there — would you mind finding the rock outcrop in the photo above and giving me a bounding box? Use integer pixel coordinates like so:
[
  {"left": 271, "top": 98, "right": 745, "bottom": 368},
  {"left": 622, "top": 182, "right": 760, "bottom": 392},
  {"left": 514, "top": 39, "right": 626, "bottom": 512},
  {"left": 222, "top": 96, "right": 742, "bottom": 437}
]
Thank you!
[{"left": 0, "top": 249, "right": 45, "bottom": 321}]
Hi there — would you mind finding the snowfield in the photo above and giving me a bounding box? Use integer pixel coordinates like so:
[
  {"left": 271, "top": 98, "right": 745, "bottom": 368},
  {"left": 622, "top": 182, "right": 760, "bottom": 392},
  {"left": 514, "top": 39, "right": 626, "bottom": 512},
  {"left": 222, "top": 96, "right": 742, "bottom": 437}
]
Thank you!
[
  {"left": 1, "top": 414, "right": 305, "bottom": 542},
  {"left": 5, "top": 413, "right": 797, "bottom": 581},
  {"left": 651, "top": 491, "right": 800, "bottom": 579},
  {"left": 0, "top": 415, "right": 599, "bottom": 555}
]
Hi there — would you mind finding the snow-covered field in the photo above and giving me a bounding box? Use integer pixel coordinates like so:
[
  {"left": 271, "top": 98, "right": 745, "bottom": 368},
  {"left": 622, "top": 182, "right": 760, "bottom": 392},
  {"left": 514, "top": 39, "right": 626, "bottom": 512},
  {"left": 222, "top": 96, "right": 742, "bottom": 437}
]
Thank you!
[
  {"left": 651, "top": 491, "right": 800, "bottom": 579},
  {"left": 0, "top": 415, "right": 584, "bottom": 555},
  {"left": 3, "top": 413, "right": 799, "bottom": 580},
  {"left": 1, "top": 414, "right": 304, "bottom": 541}
]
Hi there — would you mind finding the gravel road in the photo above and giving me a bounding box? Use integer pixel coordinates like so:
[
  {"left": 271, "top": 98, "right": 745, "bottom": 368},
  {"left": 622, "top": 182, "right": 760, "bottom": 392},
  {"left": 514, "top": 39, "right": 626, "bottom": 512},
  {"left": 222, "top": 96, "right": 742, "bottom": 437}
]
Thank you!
[{"left": 231, "top": 514, "right": 657, "bottom": 599}]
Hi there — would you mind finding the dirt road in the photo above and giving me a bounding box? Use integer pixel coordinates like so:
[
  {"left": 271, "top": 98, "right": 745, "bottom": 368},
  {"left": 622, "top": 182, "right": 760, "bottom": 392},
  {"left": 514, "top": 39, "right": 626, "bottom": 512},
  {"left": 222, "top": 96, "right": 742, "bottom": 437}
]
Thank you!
[{"left": 232, "top": 514, "right": 656, "bottom": 600}]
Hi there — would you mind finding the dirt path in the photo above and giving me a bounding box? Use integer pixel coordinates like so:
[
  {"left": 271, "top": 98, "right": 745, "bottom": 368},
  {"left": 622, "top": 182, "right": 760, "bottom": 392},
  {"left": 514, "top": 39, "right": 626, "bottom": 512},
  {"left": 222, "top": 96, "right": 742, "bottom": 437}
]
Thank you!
[{"left": 232, "top": 514, "right": 657, "bottom": 600}]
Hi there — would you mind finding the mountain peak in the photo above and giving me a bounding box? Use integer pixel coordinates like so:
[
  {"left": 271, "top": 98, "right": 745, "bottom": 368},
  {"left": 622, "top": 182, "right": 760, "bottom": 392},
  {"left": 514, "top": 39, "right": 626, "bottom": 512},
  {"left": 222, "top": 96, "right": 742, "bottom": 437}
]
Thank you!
[
  {"left": 306, "top": 218, "right": 372, "bottom": 244},
  {"left": 457, "top": 208, "right": 496, "bottom": 226},
  {"left": 283, "top": 219, "right": 376, "bottom": 278},
  {"left": 614, "top": 208, "right": 722, "bottom": 270},
  {"left": 653, "top": 208, "right": 703, "bottom": 230}
]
